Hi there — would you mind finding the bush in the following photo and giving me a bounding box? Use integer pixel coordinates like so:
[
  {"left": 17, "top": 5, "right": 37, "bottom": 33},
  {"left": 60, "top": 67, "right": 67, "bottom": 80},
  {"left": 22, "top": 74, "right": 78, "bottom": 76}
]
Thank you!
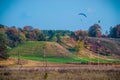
[{"left": 0, "top": 32, "right": 9, "bottom": 59}]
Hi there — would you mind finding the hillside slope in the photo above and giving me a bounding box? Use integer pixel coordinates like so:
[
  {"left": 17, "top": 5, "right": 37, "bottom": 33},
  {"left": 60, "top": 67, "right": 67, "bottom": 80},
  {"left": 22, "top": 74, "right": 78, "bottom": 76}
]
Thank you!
[
  {"left": 8, "top": 37, "right": 120, "bottom": 63},
  {"left": 8, "top": 41, "right": 72, "bottom": 58},
  {"left": 61, "top": 36, "right": 120, "bottom": 59},
  {"left": 87, "top": 37, "right": 120, "bottom": 57}
]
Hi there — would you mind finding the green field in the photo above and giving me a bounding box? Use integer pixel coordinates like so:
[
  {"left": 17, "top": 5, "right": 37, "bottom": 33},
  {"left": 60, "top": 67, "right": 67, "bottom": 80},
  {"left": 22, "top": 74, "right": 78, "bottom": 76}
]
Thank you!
[{"left": 11, "top": 54, "right": 117, "bottom": 63}]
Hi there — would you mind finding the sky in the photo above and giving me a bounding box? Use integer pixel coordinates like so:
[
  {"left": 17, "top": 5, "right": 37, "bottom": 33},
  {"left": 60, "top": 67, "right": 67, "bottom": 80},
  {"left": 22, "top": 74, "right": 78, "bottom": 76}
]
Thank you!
[{"left": 0, "top": 0, "right": 120, "bottom": 33}]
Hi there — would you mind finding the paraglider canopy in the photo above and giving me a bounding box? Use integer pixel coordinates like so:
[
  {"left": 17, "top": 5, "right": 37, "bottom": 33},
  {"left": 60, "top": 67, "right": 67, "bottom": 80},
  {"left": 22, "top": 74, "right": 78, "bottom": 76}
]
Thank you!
[{"left": 78, "top": 13, "right": 87, "bottom": 17}]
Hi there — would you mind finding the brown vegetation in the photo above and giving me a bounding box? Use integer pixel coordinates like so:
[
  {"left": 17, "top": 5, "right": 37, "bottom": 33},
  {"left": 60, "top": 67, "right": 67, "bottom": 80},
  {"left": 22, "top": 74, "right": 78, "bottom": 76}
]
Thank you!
[{"left": 0, "top": 69, "right": 120, "bottom": 80}]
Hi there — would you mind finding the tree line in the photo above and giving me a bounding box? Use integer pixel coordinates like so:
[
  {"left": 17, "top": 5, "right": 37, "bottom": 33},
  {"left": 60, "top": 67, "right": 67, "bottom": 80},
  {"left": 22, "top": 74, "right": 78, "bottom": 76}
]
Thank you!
[{"left": 72, "top": 24, "right": 120, "bottom": 40}]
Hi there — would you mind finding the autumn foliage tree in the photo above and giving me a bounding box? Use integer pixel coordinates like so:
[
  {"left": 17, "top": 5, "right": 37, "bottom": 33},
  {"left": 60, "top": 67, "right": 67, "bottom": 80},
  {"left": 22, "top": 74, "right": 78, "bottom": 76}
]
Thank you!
[
  {"left": 75, "top": 30, "right": 88, "bottom": 40},
  {"left": 75, "top": 40, "right": 84, "bottom": 52},
  {"left": 25, "top": 28, "right": 46, "bottom": 41},
  {"left": 23, "top": 26, "right": 33, "bottom": 32},
  {"left": 6, "top": 28, "right": 22, "bottom": 47},
  {"left": 88, "top": 24, "right": 102, "bottom": 37}
]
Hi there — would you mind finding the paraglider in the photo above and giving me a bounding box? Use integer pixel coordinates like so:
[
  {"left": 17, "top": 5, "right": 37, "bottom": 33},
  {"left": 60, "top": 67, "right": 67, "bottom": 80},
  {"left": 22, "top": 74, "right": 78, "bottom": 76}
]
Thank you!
[{"left": 78, "top": 13, "right": 87, "bottom": 17}]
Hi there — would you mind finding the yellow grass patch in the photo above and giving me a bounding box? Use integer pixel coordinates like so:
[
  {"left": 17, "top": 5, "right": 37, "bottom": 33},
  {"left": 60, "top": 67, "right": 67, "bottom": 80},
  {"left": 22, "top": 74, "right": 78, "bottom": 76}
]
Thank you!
[{"left": 0, "top": 57, "right": 76, "bottom": 68}]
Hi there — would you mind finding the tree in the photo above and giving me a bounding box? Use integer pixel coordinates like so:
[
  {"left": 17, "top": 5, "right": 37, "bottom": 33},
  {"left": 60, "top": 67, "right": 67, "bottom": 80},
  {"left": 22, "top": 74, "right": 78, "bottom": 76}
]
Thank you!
[
  {"left": 25, "top": 29, "right": 46, "bottom": 41},
  {"left": 109, "top": 26, "right": 115, "bottom": 38},
  {"left": 75, "top": 30, "right": 83, "bottom": 38},
  {"left": 0, "top": 32, "right": 9, "bottom": 59},
  {"left": 0, "top": 24, "right": 5, "bottom": 28},
  {"left": 23, "top": 26, "right": 33, "bottom": 32},
  {"left": 33, "top": 29, "right": 46, "bottom": 41},
  {"left": 75, "top": 40, "right": 84, "bottom": 52},
  {"left": 6, "top": 28, "right": 22, "bottom": 47},
  {"left": 116, "top": 24, "right": 120, "bottom": 38},
  {"left": 26, "top": 31, "right": 36, "bottom": 40},
  {"left": 109, "top": 24, "right": 120, "bottom": 38},
  {"left": 75, "top": 30, "right": 88, "bottom": 40},
  {"left": 70, "top": 32, "right": 78, "bottom": 40},
  {"left": 48, "top": 30, "right": 55, "bottom": 41},
  {"left": 88, "top": 24, "right": 102, "bottom": 37},
  {"left": 37, "top": 32, "right": 46, "bottom": 41},
  {"left": 56, "top": 33, "right": 61, "bottom": 43}
]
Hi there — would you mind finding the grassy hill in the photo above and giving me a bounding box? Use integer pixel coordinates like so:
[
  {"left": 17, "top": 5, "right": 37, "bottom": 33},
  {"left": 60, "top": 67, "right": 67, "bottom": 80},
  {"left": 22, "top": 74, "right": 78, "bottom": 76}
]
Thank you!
[
  {"left": 8, "top": 40, "right": 120, "bottom": 63},
  {"left": 8, "top": 41, "right": 89, "bottom": 63},
  {"left": 8, "top": 41, "right": 72, "bottom": 58}
]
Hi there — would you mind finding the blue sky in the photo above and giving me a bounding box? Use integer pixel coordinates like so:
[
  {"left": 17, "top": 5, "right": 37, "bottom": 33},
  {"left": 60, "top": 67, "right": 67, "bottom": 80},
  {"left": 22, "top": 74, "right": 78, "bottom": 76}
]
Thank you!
[{"left": 0, "top": 0, "right": 120, "bottom": 33}]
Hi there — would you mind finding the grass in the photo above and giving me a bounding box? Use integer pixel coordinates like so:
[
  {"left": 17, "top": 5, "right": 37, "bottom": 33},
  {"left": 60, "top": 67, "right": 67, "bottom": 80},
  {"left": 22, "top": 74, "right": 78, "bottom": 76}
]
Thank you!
[
  {"left": 8, "top": 41, "right": 46, "bottom": 55},
  {"left": 8, "top": 41, "right": 71, "bottom": 57},
  {"left": 11, "top": 55, "right": 88, "bottom": 63},
  {"left": 0, "top": 69, "right": 120, "bottom": 80},
  {"left": 11, "top": 54, "right": 117, "bottom": 63}
]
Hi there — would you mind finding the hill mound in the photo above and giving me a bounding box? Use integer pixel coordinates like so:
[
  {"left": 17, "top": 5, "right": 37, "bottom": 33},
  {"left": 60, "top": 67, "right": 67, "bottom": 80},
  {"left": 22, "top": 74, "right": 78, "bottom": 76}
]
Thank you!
[{"left": 8, "top": 41, "right": 72, "bottom": 58}]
